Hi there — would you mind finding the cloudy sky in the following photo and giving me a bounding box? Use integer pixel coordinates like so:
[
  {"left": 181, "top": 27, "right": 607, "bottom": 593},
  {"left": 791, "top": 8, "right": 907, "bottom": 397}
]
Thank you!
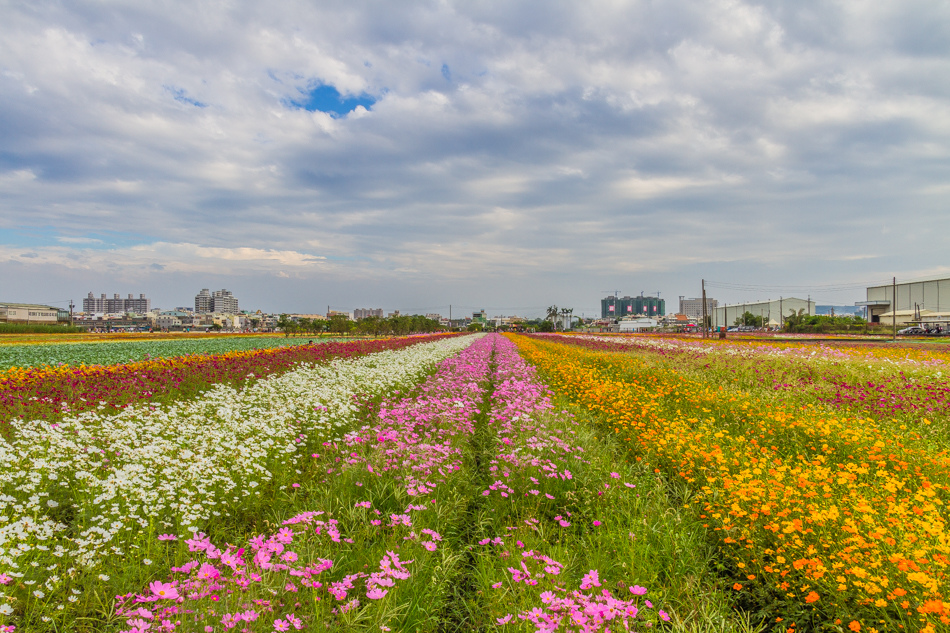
[{"left": 1, "top": 1, "right": 948, "bottom": 317}]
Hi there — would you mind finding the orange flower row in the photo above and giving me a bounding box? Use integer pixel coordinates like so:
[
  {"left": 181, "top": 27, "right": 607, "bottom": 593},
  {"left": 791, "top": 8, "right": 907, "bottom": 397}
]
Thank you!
[{"left": 508, "top": 333, "right": 949, "bottom": 631}]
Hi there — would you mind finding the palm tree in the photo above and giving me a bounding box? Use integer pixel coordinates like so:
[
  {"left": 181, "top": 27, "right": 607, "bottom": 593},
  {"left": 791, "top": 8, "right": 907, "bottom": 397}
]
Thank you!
[{"left": 546, "top": 305, "right": 559, "bottom": 327}]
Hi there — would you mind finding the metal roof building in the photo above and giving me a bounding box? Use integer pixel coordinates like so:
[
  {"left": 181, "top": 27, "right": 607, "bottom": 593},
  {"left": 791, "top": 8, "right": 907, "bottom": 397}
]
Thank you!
[
  {"left": 857, "top": 278, "right": 950, "bottom": 323},
  {"left": 713, "top": 297, "right": 814, "bottom": 329}
]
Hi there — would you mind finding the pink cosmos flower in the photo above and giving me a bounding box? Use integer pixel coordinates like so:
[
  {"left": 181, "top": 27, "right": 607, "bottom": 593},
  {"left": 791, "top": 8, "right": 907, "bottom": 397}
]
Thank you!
[
  {"left": 580, "top": 570, "right": 601, "bottom": 590},
  {"left": 366, "top": 587, "right": 388, "bottom": 600},
  {"left": 196, "top": 563, "right": 219, "bottom": 581},
  {"left": 496, "top": 614, "right": 513, "bottom": 624},
  {"left": 592, "top": 520, "right": 601, "bottom": 527},
  {"left": 629, "top": 585, "right": 647, "bottom": 595},
  {"left": 149, "top": 580, "right": 179, "bottom": 600},
  {"left": 273, "top": 619, "right": 290, "bottom": 631},
  {"left": 156, "top": 534, "right": 177, "bottom": 541}
]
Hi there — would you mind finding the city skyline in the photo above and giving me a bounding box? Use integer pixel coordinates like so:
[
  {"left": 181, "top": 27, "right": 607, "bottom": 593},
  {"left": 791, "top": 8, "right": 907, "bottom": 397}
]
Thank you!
[{"left": 1, "top": 2, "right": 948, "bottom": 315}]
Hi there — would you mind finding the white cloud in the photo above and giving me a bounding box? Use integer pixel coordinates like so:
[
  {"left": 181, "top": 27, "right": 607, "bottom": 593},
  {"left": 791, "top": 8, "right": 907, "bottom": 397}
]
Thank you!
[{"left": 0, "top": 0, "right": 948, "bottom": 312}]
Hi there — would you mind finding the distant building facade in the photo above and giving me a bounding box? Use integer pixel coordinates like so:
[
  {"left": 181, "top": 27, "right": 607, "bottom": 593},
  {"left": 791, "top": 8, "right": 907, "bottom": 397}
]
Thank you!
[
  {"left": 857, "top": 277, "right": 950, "bottom": 323},
  {"left": 0, "top": 302, "right": 60, "bottom": 323},
  {"left": 713, "top": 297, "right": 814, "bottom": 329},
  {"left": 354, "top": 308, "right": 384, "bottom": 319},
  {"left": 83, "top": 293, "right": 151, "bottom": 314},
  {"left": 195, "top": 288, "right": 239, "bottom": 314},
  {"left": 601, "top": 295, "right": 665, "bottom": 319},
  {"left": 678, "top": 296, "right": 718, "bottom": 321},
  {"left": 195, "top": 289, "right": 212, "bottom": 313}
]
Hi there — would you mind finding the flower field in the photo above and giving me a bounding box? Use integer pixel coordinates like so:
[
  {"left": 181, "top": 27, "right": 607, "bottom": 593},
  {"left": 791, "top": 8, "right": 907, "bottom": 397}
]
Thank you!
[
  {"left": 0, "top": 332, "right": 747, "bottom": 633},
  {"left": 0, "top": 336, "right": 353, "bottom": 371},
  {"left": 512, "top": 333, "right": 950, "bottom": 632},
  {"left": 7, "top": 329, "right": 943, "bottom": 631},
  {"left": 0, "top": 335, "right": 456, "bottom": 423}
]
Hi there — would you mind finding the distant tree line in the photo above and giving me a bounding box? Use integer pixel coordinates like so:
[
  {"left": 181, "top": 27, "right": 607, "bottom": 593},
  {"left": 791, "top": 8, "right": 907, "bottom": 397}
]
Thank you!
[
  {"left": 0, "top": 323, "right": 83, "bottom": 334},
  {"left": 276, "top": 314, "right": 443, "bottom": 337},
  {"left": 783, "top": 310, "right": 866, "bottom": 333}
]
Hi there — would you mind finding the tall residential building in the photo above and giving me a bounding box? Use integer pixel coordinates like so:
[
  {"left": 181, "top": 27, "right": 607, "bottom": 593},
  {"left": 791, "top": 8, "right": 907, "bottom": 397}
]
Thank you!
[
  {"left": 678, "top": 296, "right": 718, "bottom": 321},
  {"left": 83, "top": 292, "right": 151, "bottom": 314},
  {"left": 195, "top": 289, "right": 212, "bottom": 313},
  {"left": 601, "top": 295, "right": 665, "bottom": 318},
  {"left": 195, "top": 288, "right": 239, "bottom": 314},
  {"left": 212, "top": 289, "right": 239, "bottom": 314},
  {"left": 354, "top": 308, "right": 384, "bottom": 319}
]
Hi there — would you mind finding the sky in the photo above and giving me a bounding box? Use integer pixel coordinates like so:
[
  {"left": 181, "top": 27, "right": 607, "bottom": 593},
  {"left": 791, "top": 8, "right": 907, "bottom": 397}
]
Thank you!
[{"left": 1, "top": 0, "right": 948, "bottom": 318}]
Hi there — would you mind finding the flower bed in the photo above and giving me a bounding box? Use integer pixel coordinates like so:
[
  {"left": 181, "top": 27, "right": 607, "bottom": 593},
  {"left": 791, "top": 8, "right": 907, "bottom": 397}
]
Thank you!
[{"left": 514, "top": 334, "right": 950, "bottom": 632}]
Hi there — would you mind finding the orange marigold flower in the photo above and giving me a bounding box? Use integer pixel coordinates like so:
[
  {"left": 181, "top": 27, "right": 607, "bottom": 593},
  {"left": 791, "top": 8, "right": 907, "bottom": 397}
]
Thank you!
[
  {"left": 733, "top": 583, "right": 743, "bottom": 591},
  {"left": 849, "top": 622, "right": 861, "bottom": 632},
  {"left": 805, "top": 591, "right": 820, "bottom": 603}
]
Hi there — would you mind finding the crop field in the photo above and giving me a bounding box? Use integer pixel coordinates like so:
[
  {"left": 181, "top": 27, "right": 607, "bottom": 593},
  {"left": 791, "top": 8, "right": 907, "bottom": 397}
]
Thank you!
[
  {"left": 0, "top": 335, "right": 355, "bottom": 371},
  {"left": 513, "top": 333, "right": 950, "bottom": 632},
  {"left": 1, "top": 331, "right": 945, "bottom": 632}
]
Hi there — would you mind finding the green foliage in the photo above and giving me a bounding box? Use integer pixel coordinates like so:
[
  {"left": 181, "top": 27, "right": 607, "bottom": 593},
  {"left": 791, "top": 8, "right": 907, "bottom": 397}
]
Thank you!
[
  {"left": 783, "top": 310, "right": 866, "bottom": 333},
  {"left": 733, "top": 312, "right": 764, "bottom": 328},
  {"left": 0, "top": 323, "right": 82, "bottom": 334}
]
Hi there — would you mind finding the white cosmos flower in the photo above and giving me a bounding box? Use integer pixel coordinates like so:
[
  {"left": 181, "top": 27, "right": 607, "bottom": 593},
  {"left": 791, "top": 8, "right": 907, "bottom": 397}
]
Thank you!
[{"left": 0, "top": 335, "right": 479, "bottom": 593}]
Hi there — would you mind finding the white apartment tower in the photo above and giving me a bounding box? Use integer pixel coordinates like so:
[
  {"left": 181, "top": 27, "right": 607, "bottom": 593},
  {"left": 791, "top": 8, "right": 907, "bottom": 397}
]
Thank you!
[
  {"left": 678, "top": 296, "right": 718, "bottom": 321},
  {"left": 195, "top": 289, "right": 212, "bottom": 313},
  {"left": 195, "top": 288, "right": 239, "bottom": 314}
]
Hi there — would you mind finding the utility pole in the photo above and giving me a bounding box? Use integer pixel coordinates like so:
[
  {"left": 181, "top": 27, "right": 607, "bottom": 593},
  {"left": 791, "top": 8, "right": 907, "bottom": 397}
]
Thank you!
[
  {"left": 780, "top": 296, "right": 783, "bottom": 330},
  {"left": 701, "top": 279, "right": 707, "bottom": 339},
  {"left": 892, "top": 276, "right": 897, "bottom": 341},
  {"left": 69, "top": 299, "right": 74, "bottom": 327}
]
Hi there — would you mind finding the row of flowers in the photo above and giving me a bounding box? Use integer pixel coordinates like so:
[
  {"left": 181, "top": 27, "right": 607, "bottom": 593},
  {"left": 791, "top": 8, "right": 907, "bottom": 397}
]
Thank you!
[
  {"left": 0, "top": 333, "right": 461, "bottom": 422},
  {"left": 0, "top": 335, "right": 341, "bottom": 371},
  {"left": 512, "top": 334, "right": 950, "bottom": 632},
  {"left": 0, "top": 335, "right": 475, "bottom": 630},
  {"left": 555, "top": 333, "right": 950, "bottom": 428},
  {"left": 103, "top": 334, "right": 667, "bottom": 632}
]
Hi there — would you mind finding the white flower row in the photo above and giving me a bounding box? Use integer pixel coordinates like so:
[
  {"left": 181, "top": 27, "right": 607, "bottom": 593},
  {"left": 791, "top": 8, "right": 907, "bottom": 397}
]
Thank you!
[{"left": 0, "top": 335, "right": 477, "bottom": 596}]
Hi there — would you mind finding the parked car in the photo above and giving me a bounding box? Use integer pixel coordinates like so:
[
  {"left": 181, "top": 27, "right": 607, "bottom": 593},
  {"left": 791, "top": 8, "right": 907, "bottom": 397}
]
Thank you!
[{"left": 898, "top": 326, "right": 925, "bottom": 335}]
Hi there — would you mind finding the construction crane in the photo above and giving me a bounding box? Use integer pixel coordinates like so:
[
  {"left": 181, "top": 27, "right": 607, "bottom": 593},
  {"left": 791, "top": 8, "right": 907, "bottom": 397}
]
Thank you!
[{"left": 602, "top": 290, "right": 621, "bottom": 299}]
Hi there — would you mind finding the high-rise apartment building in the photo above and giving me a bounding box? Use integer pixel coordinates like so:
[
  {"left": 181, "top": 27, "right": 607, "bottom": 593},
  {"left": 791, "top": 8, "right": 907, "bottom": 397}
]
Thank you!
[
  {"left": 678, "top": 296, "right": 718, "bottom": 321},
  {"left": 212, "top": 289, "right": 239, "bottom": 314},
  {"left": 83, "top": 292, "right": 151, "bottom": 314},
  {"left": 601, "top": 295, "right": 665, "bottom": 318},
  {"left": 195, "top": 288, "right": 239, "bottom": 313},
  {"left": 354, "top": 308, "right": 384, "bottom": 319},
  {"left": 195, "top": 289, "right": 212, "bottom": 313}
]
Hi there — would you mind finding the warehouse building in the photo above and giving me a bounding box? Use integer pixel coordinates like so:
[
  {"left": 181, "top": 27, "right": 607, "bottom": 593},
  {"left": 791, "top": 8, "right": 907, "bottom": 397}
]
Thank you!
[
  {"left": 0, "top": 302, "right": 62, "bottom": 323},
  {"left": 713, "top": 297, "right": 814, "bottom": 329},
  {"left": 857, "top": 277, "right": 950, "bottom": 324}
]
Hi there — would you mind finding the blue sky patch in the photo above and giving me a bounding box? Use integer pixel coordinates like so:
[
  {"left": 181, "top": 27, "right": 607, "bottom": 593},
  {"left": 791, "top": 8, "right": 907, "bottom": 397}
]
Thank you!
[
  {"left": 287, "top": 84, "right": 375, "bottom": 117},
  {"left": 0, "top": 227, "right": 151, "bottom": 250},
  {"left": 165, "top": 86, "right": 207, "bottom": 108}
]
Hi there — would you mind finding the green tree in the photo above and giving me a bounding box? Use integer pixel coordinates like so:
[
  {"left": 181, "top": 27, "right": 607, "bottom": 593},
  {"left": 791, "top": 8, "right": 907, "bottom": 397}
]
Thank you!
[
  {"left": 328, "top": 314, "right": 352, "bottom": 335},
  {"left": 734, "top": 312, "right": 764, "bottom": 328}
]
